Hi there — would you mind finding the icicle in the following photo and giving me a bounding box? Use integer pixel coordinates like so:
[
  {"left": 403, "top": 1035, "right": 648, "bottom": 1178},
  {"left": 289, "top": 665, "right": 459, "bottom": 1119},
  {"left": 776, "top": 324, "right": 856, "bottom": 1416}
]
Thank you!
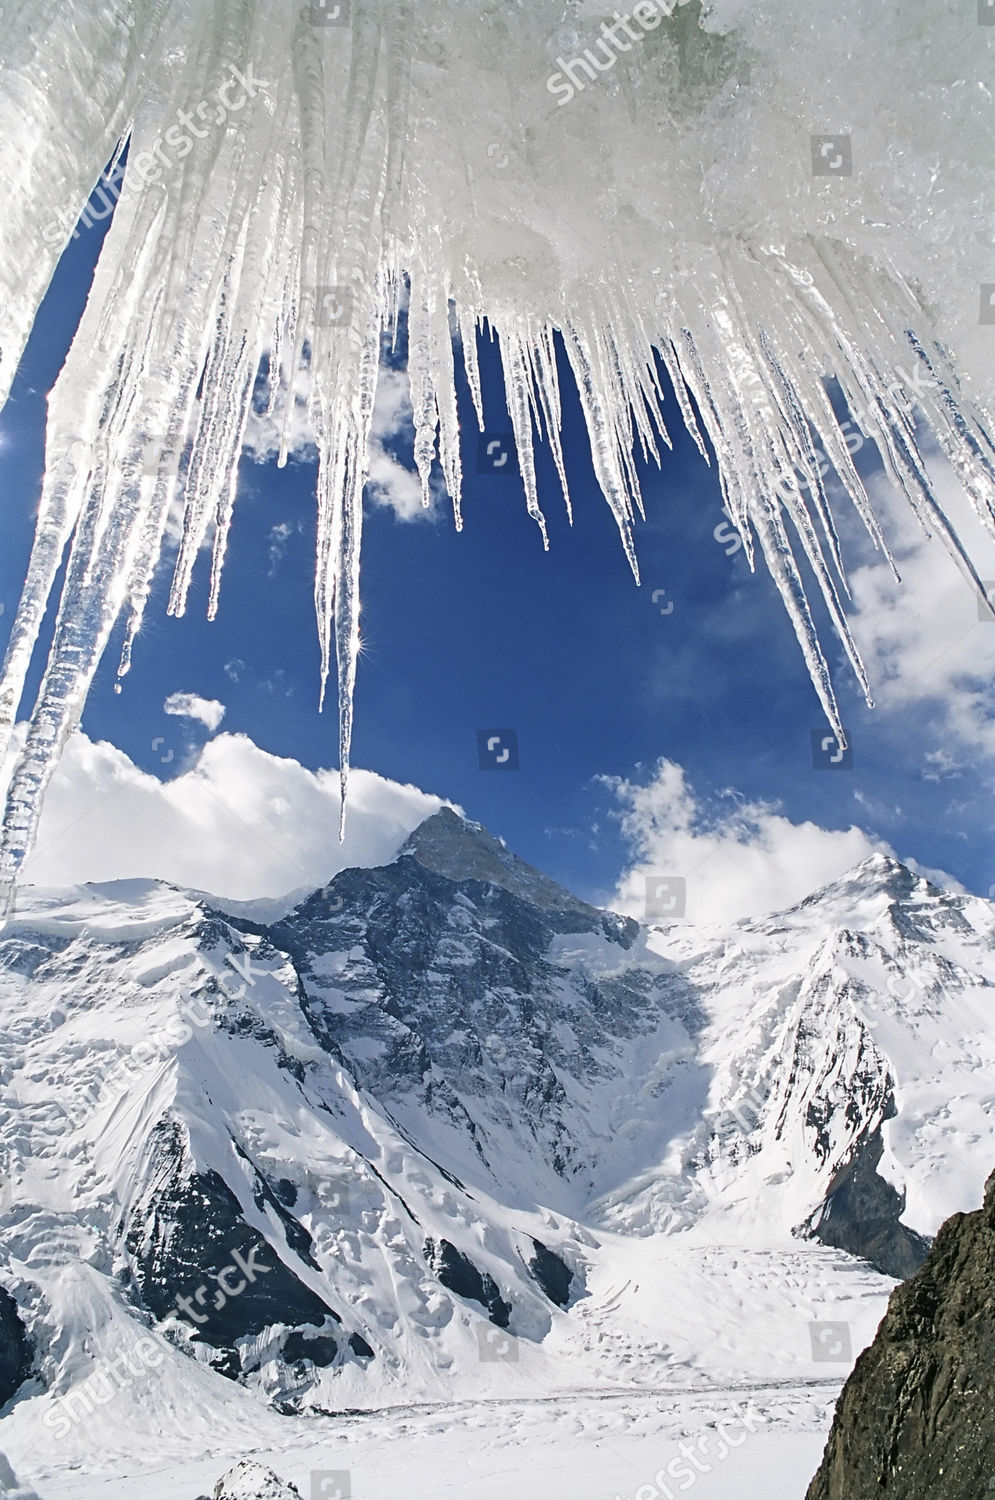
[
  {"left": 407, "top": 283, "right": 443, "bottom": 510},
  {"left": 0, "top": 0, "right": 994, "bottom": 886},
  {"left": 501, "top": 330, "right": 549, "bottom": 549}
]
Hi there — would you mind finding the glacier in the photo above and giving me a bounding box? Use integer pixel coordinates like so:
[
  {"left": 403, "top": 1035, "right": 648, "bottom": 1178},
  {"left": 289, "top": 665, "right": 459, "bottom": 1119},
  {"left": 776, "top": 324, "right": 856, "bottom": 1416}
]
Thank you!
[{"left": 1, "top": 0, "right": 994, "bottom": 895}]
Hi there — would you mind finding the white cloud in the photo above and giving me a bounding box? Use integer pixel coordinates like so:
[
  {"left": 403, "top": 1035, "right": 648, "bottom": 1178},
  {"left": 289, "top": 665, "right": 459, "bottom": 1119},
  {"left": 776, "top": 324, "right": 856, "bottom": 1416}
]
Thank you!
[
  {"left": 846, "top": 453, "right": 995, "bottom": 763},
  {"left": 267, "top": 520, "right": 296, "bottom": 574},
  {"left": 604, "top": 758, "right": 955, "bottom": 926},
  {"left": 242, "top": 362, "right": 444, "bottom": 524},
  {"left": 242, "top": 366, "right": 317, "bottom": 465},
  {"left": 366, "top": 366, "right": 445, "bottom": 522},
  {"left": 163, "top": 692, "right": 226, "bottom": 732},
  {"left": 366, "top": 437, "right": 429, "bottom": 521},
  {"left": 10, "top": 730, "right": 447, "bottom": 902}
]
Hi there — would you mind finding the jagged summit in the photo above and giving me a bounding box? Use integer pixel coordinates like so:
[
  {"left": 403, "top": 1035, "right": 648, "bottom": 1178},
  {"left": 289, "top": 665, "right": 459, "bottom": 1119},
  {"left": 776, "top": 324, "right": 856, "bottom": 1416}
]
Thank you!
[
  {"left": 840, "top": 853, "right": 942, "bottom": 895},
  {"left": 399, "top": 806, "right": 604, "bottom": 920},
  {"left": 789, "top": 852, "right": 954, "bottom": 918}
]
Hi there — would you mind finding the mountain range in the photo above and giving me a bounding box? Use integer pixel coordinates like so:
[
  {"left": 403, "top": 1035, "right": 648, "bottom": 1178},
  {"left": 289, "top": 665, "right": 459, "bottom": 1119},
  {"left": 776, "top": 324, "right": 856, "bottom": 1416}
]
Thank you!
[{"left": 0, "top": 806, "right": 993, "bottom": 1496}]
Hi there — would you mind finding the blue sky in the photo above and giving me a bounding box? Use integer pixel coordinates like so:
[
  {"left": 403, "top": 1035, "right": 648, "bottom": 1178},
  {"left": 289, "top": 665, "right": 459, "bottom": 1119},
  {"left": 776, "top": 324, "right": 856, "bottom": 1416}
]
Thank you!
[{"left": 2, "top": 182, "right": 995, "bottom": 915}]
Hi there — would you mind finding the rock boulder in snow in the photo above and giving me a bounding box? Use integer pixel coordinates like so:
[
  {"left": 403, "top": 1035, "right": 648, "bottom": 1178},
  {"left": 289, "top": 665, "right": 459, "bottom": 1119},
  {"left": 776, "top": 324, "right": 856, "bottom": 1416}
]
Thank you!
[{"left": 208, "top": 1460, "right": 301, "bottom": 1498}]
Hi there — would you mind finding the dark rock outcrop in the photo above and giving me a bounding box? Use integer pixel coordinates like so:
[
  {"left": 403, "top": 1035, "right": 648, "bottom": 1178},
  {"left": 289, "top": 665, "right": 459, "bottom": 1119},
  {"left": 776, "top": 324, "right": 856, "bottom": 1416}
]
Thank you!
[
  {"left": 806, "top": 1167, "right": 995, "bottom": 1499},
  {"left": 527, "top": 1239, "right": 573, "bottom": 1307},
  {"left": 0, "top": 1285, "right": 31, "bottom": 1408},
  {"left": 127, "top": 1158, "right": 335, "bottom": 1347},
  {"left": 123, "top": 1121, "right": 353, "bottom": 1383},
  {"left": 426, "top": 1237, "right": 512, "bottom": 1327},
  {"left": 810, "top": 1122, "right": 931, "bottom": 1280},
  {"left": 280, "top": 1330, "right": 338, "bottom": 1368}
]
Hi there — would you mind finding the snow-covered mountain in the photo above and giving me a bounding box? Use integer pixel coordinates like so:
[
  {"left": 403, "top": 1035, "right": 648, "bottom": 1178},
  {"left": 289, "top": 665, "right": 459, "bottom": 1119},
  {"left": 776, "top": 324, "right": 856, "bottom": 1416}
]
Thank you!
[{"left": 0, "top": 808, "right": 993, "bottom": 1496}]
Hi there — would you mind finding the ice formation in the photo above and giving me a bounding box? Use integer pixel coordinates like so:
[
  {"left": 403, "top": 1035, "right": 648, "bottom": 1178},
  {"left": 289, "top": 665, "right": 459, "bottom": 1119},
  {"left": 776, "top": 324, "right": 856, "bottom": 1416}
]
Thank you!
[{"left": 0, "top": 0, "right": 993, "bottom": 893}]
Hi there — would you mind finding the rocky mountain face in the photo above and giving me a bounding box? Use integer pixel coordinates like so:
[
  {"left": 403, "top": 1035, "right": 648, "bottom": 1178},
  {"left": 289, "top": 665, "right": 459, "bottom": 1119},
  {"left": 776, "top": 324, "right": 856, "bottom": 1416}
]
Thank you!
[
  {"left": 806, "top": 1166, "right": 995, "bottom": 1499},
  {"left": 0, "top": 810, "right": 993, "bottom": 1453},
  {"left": 810, "top": 1122, "right": 930, "bottom": 1281}
]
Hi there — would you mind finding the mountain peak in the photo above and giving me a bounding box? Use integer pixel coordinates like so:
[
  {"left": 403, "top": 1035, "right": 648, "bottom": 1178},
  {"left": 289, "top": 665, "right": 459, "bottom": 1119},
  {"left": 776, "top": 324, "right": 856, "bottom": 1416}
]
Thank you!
[
  {"left": 792, "top": 852, "right": 943, "bottom": 915},
  {"left": 840, "top": 853, "right": 956, "bottom": 904},
  {"left": 400, "top": 807, "right": 600, "bottom": 917}
]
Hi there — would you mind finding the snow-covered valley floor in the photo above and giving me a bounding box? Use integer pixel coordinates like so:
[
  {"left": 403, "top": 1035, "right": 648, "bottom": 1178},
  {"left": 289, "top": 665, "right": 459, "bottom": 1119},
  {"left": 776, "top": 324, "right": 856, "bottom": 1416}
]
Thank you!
[
  {"left": 23, "top": 1386, "right": 836, "bottom": 1500},
  {"left": 3, "top": 1231, "right": 875, "bottom": 1498}
]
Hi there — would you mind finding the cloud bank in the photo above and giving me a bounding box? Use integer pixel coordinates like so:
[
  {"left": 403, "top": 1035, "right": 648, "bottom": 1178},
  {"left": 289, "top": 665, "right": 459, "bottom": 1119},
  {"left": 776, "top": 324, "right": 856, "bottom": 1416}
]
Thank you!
[
  {"left": 8, "top": 730, "right": 446, "bottom": 903},
  {"left": 607, "top": 758, "right": 958, "bottom": 926},
  {"left": 847, "top": 459, "right": 995, "bottom": 766}
]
